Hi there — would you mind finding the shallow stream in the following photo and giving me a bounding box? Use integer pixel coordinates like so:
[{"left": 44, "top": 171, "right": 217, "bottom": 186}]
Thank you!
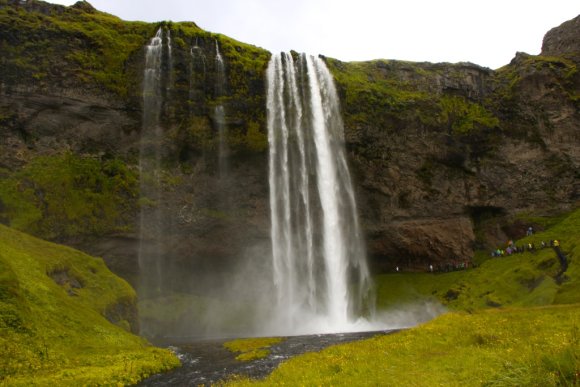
[{"left": 139, "top": 330, "right": 395, "bottom": 386}]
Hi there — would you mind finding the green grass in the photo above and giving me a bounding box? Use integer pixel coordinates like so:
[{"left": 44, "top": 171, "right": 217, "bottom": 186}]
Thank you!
[
  {"left": 0, "top": 224, "right": 179, "bottom": 385},
  {"left": 375, "top": 251, "right": 565, "bottom": 312},
  {"left": 376, "top": 207, "right": 580, "bottom": 312},
  {"left": 224, "top": 337, "right": 284, "bottom": 362},
  {"left": 227, "top": 305, "right": 579, "bottom": 386},
  {"left": 225, "top": 207, "right": 580, "bottom": 385}
]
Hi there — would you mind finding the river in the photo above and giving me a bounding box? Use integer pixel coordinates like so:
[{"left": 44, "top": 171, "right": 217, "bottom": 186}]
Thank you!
[{"left": 139, "top": 329, "right": 396, "bottom": 386}]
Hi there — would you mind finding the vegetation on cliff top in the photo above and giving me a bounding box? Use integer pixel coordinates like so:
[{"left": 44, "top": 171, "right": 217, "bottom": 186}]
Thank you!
[
  {"left": 0, "top": 224, "right": 179, "bottom": 385},
  {"left": 0, "top": 0, "right": 271, "bottom": 148},
  {"left": 325, "top": 58, "right": 500, "bottom": 136},
  {"left": 161, "top": 18, "right": 270, "bottom": 157},
  {"left": 0, "top": 0, "right": 152, "bottom": 97}
]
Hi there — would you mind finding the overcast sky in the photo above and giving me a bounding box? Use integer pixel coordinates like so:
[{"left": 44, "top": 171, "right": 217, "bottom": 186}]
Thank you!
[{"left": 46, "top": 0, "right": 578, "bottom": 69}]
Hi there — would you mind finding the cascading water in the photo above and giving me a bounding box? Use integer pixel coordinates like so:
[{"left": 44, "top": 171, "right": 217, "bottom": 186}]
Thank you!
[
  {"left": 167, "top": 30, "right": 173, "bottom": 91},
  {"left": 214, "top": 40, "right": 226, "bottom": 96},
  {"left": 214, "top": 40, "right": 229, "bottom": 181},
  {"left": 189, "top": 38, "right": 206, "bottom": 115},
  {"left": 266, "top": 52, "right": 373, "bottom": 334},
  {"left": 138, "top": 27, "right": 172, "bottom": 319}
]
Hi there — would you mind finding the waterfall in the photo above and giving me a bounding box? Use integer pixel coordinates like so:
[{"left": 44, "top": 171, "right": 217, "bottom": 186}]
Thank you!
[
  {"left": 214, "top": 40, "right": 229, "bottom": 181},
  {"left": 167, "top": 29, "right": 173, "bottom": 91},
  {"left": 189, "top": 38, "right": 206, "bottom": 115},
  {"left": 138, "top": 27, "right": 166, "bottom": 303},
  {"left": 215, "top": 40, "right": 225, "bottom": 96},
  {"left": 266, "top": 53, "right": 373, "bottom": 334}
]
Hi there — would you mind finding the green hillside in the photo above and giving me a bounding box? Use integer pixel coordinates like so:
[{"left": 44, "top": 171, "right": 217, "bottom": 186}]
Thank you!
[
  {"left": 0, "top": 224, "right": 178, "bottom": 385},
  {"left": 374, "top": 207, "right": 580, "bottom": 311}
]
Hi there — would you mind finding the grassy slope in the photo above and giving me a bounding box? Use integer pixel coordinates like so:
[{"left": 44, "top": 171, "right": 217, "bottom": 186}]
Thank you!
[
  {"left": 227, "top": 207, "right": 580, "bottom": 386},
  {"left": 229, "top": 305, "right": 579, "bottom": 386},
  {"left": 0, "top": 224, "right": 179, "bottom": 385},
  {"left": 375, "top": 207, "right": 580, "bottom": 311}
]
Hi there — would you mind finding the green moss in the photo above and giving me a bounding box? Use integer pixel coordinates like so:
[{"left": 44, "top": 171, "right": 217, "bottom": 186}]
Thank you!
[
  {"left": 243, "top": 120, "right": 268, "bottom": 152},
  {"left": 438, "top": 95, "right": 499, "bottom": 134},
  {"left": 494, "top": 55, "right": 578, "bottom": 104},
  {"left": 325, "top": 58, "right": 435, "bottom": 128},
  {"left": 217, "top": 34, "right": 271, "bottom": 91},
  {"left": 0, "top": 2, "right": 152, "bottom": 96},
  {"left": 324, "top": 58, "right": 502, "bottom": 139},
  {"left": 0, "top": 225, "right": 179, "bottom": 385},
  {"left": 515, "top": 211, "right": 570, "bottom": 231},
  {"left": 0, "top": 153, "right": 138, "bottom": 240},
  {"left": 1, "top": 2, "right": 271, "bottom": 157},
  {"left": 224, "top": 337, "right": 284, "bottom": 362}
]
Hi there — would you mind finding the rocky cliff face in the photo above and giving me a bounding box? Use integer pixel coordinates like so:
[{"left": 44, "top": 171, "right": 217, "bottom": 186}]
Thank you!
[
  {"left": 0, "top": 0, "right": 578, "bottom": 286},
  {"left": 0, "top": 0, "right": 270, "bottom": 289},
  {"left": 542, "top": 15, "right": 580, "bottom": 58},
  {"left": 328, "top": 43, "right": 579, "bottom": 269}
]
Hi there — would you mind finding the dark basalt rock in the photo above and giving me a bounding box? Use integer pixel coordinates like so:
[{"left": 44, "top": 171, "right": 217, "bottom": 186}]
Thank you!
[{"left": 541, "top": 14, "right": 580, "bottom": 58}]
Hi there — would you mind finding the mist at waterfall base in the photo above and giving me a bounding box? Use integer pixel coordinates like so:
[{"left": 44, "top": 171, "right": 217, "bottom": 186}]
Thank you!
[{"left": 137, "top": 30, "right": 444, "bottom": 339}]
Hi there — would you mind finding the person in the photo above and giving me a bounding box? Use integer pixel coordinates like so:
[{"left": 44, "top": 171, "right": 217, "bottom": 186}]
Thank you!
[
  {"left": 396, "top": 266, "right": 399, "bottom": 272},
  {"left": 527, "top": 226, "right": 534, "bottom": 236}
]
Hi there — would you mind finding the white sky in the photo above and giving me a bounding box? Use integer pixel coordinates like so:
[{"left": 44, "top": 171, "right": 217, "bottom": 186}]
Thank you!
[{"left": 46, "top": 0, "right": 578, "bottom": 69}]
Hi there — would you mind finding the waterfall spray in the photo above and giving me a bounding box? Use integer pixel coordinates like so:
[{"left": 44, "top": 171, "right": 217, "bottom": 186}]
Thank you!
[{"left": 266, "top": 53, "right": 373, "bottom": 334}]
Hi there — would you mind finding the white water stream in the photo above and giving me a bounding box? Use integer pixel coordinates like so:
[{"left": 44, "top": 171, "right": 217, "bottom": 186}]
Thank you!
[{"left": 266, "top": 53, "right": 373, "bottom": 334}]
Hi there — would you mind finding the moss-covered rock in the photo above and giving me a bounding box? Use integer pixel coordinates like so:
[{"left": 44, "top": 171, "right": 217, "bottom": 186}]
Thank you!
[{"left": 0, "top": 152, "right": 138, "bottom": 240}]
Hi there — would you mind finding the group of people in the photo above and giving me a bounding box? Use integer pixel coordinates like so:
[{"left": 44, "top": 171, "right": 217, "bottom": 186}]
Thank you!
[
  {"left": 394, "top": 260, "right": 471, "bottom": 274},
  {"left": 392, "top": 226, "right": 564, "bottom": 274},
  {"left": 428, "top": 261, "right": 471, "bottom": 273},
  {"left": 491, "top": 238, "right": 561, "bottom": 258}
]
